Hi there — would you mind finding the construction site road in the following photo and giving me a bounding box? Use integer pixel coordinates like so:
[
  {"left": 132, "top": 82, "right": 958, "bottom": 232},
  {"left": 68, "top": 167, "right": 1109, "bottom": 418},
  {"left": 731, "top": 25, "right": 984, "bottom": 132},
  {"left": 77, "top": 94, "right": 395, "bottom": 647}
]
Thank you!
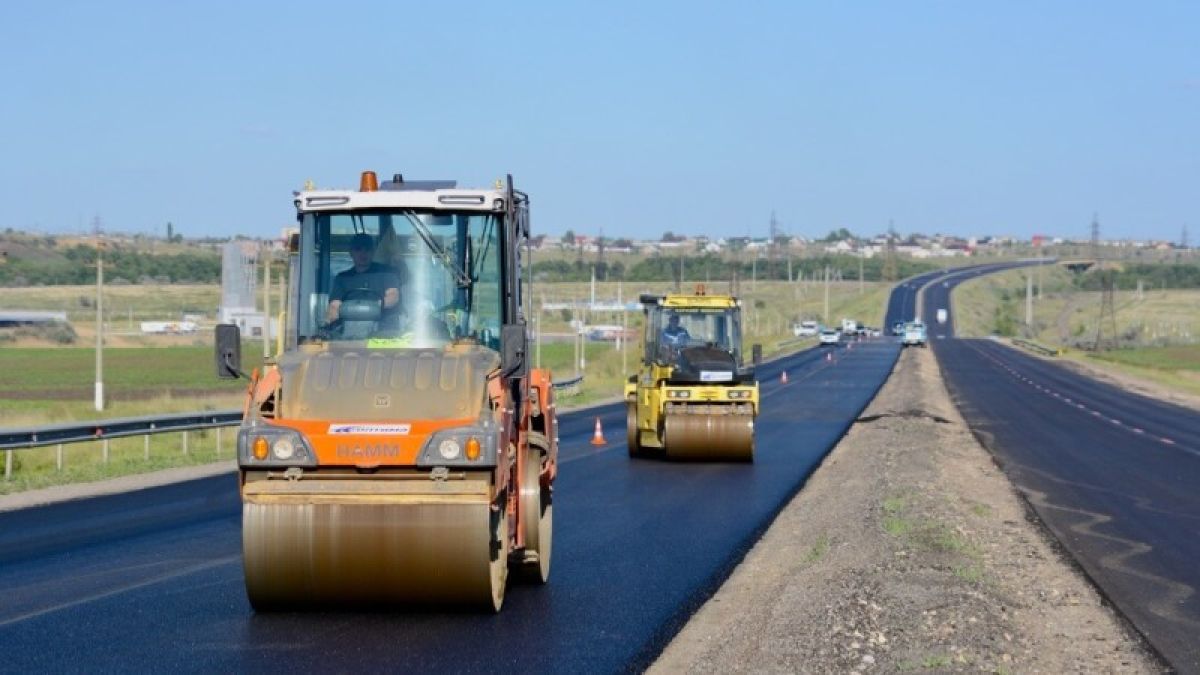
[{"left": 0, "top": 340, "right": 899, "bottom": 672}]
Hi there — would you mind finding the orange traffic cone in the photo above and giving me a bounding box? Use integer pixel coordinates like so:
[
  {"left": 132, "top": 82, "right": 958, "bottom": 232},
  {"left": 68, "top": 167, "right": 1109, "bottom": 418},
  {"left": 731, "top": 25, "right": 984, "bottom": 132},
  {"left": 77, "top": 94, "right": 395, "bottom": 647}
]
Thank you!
[
  {"left": 591, "top": 417, "right": 607, "bottom": 446},
  {"left": 780, "top": 370, "right": 789, "bottom": 384}
]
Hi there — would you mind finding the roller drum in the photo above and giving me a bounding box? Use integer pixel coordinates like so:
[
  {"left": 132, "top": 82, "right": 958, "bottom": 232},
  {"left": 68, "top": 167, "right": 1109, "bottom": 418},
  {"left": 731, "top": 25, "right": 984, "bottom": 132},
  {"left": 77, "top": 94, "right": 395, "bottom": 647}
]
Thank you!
[
  {"left": 662, "top": 409, "right": 754, "bottom": 462},
  {"left": 626, "top": 401, "right": 641, "bottom": 457},
  {"left": 243, "top": 490, "right": 506, "bottom": 611}
]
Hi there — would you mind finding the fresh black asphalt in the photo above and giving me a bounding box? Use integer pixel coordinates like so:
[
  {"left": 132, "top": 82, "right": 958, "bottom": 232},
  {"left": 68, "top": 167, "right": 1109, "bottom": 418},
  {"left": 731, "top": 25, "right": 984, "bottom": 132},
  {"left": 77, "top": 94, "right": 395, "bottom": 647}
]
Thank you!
[
  {"left": 921, "top": 266, "right": 1200, "bottom": 673},
  {"left": 0, "top": 335, "right": 900, "bottom": 672}
]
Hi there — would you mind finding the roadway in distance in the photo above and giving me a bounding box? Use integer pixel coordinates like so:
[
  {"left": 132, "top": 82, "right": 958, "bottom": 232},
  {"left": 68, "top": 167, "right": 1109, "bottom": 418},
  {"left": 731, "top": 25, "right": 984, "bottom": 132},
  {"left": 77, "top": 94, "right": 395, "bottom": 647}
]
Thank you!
[{"left": 925, "top": 266, "right": 1200, "bottom": 673}]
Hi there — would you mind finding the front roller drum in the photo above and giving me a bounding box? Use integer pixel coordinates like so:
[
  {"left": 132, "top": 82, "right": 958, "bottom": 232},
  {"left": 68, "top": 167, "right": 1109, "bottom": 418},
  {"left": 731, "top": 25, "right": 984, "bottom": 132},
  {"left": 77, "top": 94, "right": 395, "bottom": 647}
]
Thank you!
[
  {"left": 663, "top": 411, "right": 755, "bottom": 462},
  {"left": 626, "top": 401, "right": 642, "bottom": 457},
  {"left": 242, "top": 483, "right": 507, "bottom": 611}
]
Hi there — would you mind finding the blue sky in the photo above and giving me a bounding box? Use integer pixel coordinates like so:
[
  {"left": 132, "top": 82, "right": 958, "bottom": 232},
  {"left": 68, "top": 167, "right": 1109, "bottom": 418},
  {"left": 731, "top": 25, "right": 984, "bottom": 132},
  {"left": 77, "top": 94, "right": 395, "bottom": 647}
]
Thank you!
[{"left": 2, "top": 1, "right": 1196, "bottom": 242}]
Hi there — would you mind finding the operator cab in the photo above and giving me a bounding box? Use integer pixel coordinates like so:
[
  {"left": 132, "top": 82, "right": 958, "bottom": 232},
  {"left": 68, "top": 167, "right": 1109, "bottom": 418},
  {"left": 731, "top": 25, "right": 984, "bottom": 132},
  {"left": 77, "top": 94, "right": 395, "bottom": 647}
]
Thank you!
[
  {"left": 295, "top": 209, "right": 503, "bottom": 350},
  {"left": 641, "top": 292, "right": 750, "bottom": 384}
]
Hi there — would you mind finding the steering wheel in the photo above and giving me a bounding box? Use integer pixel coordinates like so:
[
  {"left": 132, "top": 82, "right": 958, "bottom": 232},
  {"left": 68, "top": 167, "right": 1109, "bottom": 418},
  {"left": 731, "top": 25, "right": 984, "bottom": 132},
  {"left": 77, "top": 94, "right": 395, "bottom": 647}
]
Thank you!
[
  {"left": 320, "top": 288, "right": 385, "bottom": 338},
  {"left": 342, "top": 287, "right": 384, "bottom": 305}
]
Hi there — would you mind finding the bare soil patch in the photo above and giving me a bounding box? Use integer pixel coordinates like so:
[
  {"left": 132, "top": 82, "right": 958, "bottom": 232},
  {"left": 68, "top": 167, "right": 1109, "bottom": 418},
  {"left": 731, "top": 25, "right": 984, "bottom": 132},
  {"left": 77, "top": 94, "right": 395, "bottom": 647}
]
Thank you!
[{"left": 652, "top": 347, "right": 1162, "bottom": 673}]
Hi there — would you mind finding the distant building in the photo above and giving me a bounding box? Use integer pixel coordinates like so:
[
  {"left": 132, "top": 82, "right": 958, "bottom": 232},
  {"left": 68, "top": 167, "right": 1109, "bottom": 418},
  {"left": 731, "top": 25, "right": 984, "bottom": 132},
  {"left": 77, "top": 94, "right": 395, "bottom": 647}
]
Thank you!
[{"left": 219, "top": 241, "right": 272, "bottom": 338}]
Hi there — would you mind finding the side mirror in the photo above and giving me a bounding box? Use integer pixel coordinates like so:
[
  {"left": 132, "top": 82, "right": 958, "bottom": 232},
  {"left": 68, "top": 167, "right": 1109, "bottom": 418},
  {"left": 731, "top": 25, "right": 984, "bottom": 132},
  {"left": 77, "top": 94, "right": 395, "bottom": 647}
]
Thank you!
[
  {"left": 500, "top": 323, "right": 527, "bottom": 378},
  {"left": 215, "top": 323, "right": 244, "bottom": 379},
  {"left": 752, "top": 343, "right": 763, "bottom": 366}
]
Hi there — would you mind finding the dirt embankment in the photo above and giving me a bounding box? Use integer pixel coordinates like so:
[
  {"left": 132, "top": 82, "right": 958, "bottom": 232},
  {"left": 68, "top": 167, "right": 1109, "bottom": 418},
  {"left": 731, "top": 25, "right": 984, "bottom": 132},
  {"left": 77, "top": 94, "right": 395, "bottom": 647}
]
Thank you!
[{"left": 652, "top": 347, "right": 1161, "bottom": 673}]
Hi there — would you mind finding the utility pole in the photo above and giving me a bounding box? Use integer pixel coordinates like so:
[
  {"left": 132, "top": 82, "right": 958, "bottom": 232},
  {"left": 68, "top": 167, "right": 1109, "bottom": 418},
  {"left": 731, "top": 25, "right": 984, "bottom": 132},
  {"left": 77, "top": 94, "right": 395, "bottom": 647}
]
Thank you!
[
  {"left": 676, "top": 247, "right": 684, "bottom": 292},
  {"left": 1095, "top": 271, "right": 1117, "bottom": 350},
  {"left": 882, "top": 220, "right": 898, "bottom": 282},
  {"left": 573, "top": 306, "right": 581, "bottom": 376},
  {"left": 858, "top": 251, "right": 864, "bottom": 295},
  {"left": 262, "top": 246, "right": 271, "bottom": 360},
  {"left": 621, "top": 302, "right": 628, "bottom": 376},
  {"left": 93, "top": 237, "right": 106, "bottom": 412},
  {"left": 768, "top": 210, "right": 779, "bottom": 266},
  {"left": 1025, "top": 271, "right": 1034, "bottom": 327},
  {"left": 823, "top": 265, "right": 830, "bottom": 325},
  {"left": 1036, "top": 255, "right": 1043, "bottom": 300}
]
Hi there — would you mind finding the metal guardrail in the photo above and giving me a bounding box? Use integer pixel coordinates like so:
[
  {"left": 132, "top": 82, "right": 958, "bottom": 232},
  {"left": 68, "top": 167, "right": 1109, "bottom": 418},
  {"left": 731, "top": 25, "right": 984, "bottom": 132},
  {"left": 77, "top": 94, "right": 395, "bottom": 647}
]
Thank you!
[
  {"left": 550, "top": 374, "right": 584, "bottom": 395},
  {"left": 1012, "top": 338, "right": 1061, "bottom": 357},
  {"left": 1, "top": 410, "right": 242, "bottom": 451},
  {"left": 776, "top": 336, "right": 810, "bottom": 349}
]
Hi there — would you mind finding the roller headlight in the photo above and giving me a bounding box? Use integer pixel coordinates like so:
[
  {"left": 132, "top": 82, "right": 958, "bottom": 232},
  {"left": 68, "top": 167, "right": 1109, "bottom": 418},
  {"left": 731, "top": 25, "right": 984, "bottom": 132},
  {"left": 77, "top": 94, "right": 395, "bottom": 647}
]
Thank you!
[
  {"left": 272, "top": 437, "right": 295, "bottom": 460},
  {"left": 438, "top": 438, "right": 462, "bottom": 460},
  {"left": 238, "top": 423, "right": 315, "bottom": 469},
  {"left": 419, "top": 425, "right": 498, "bottom": 468}
]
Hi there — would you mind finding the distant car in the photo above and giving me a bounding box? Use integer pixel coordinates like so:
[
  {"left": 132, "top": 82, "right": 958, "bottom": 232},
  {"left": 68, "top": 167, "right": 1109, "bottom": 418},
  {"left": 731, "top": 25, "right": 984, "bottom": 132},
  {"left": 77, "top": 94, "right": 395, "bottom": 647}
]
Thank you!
[
  {"left": 818, "top": 329, "right": 840, "bottom": 346},
  {"left": 793, "top": 320, "right": 819, "bottom": 337},
  {"left": 892, "top": 321, "right": 906, "bottom": 336},
  {"left": 868, "top": 327, "right": 882, "bottom": 338},
  {"left": 902, "top": 321, "right": 928, "bottom": 348}
]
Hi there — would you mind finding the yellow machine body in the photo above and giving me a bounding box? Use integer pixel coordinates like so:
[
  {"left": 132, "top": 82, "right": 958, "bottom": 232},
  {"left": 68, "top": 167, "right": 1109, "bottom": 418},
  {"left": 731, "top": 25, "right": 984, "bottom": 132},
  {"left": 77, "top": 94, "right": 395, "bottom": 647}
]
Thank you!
[{"left": 625, "top": 289, "right": 759, "bottom": 461}]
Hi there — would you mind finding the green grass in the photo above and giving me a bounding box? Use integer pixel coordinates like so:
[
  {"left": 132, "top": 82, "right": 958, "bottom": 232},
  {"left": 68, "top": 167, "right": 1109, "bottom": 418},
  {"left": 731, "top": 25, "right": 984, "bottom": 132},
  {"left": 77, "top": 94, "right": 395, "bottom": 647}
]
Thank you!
[
  {"left": 954, "top": 563, "right": 985, "bottom": 583},
  {"left": 0, "top": 283, "right": 221, "bottom": 324},
  {"left": 880, "top": 494, "right": 987, "bottom": 582},
  {"left": 804, "top": 534, "right": 830, "bottom": 563},
  {"left": 882, "top": 495, "right": 914, "bottom": 536},
  {"left": 969, "top": 502, "right": 992, "bottom": 518},
  {"left": 0, "top": 346, "right": 244, "bottom": 393},
  {"left": 1, "top": 428, "right": 233, "bottom": 496},
  {"left": 1089, "top": 345, "right": 1200, "bottom": 371},
  {"left": 922, "top": 654, "right": 953, "bottom": 669}
]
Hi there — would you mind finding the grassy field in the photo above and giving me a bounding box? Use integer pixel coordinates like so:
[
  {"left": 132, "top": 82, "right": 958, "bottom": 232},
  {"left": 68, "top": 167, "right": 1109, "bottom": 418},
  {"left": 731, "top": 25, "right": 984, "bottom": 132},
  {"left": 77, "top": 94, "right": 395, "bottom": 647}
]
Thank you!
[
  {"left": 953, "top": 266, "right": 1199, "bottom": 345},
  {"left": 952, "top": 266, "right": 1200, "bottom": 398},
  {"left": 1, "top": 279, "right": 893, "bottom": 493},
  {"left": 0, "top": 283, "right": 221, "bottom": 323}
]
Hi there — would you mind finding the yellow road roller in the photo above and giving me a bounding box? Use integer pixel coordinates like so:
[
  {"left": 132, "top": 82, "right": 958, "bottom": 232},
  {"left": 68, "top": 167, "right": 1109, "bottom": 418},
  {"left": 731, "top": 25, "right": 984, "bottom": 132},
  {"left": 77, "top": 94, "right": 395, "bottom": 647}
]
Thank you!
[
  {"left": 624, "top": 287, "right": 759, "bottom": 461},
  {"left": 215, "top": 171, "right": 556, "bottom": 612}
]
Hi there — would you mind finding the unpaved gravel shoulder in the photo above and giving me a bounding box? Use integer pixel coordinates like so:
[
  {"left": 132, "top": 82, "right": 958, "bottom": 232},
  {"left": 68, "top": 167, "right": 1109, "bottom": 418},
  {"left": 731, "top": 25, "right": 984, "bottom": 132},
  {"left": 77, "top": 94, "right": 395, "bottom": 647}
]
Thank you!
[{"left": 652, "top": 347, "right": 1162, "bottom": 673}]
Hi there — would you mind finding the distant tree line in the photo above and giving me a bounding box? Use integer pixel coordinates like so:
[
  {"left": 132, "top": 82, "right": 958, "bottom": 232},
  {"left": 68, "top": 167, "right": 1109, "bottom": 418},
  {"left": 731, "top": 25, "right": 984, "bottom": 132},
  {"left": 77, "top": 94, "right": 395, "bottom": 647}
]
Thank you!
[
  {"left": 532, "top": 253, "right": 938, "bottom": 284},
  {"left": 1073, "top": 263, "right": 1200, "bottom": 291},
  {"left": 0, "top": 244, "right": 221, "bottom": 286}
]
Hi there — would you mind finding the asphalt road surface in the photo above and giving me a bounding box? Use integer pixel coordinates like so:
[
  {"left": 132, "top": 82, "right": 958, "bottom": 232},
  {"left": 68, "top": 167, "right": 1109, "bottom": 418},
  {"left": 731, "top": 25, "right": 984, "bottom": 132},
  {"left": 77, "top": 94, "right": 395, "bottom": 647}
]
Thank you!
[
  {"left": 0, "top": 339, "right": 899, "bottom": 672},
  {"left": 923, "top": 266, "right": 1200, "bottom": 673}
]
